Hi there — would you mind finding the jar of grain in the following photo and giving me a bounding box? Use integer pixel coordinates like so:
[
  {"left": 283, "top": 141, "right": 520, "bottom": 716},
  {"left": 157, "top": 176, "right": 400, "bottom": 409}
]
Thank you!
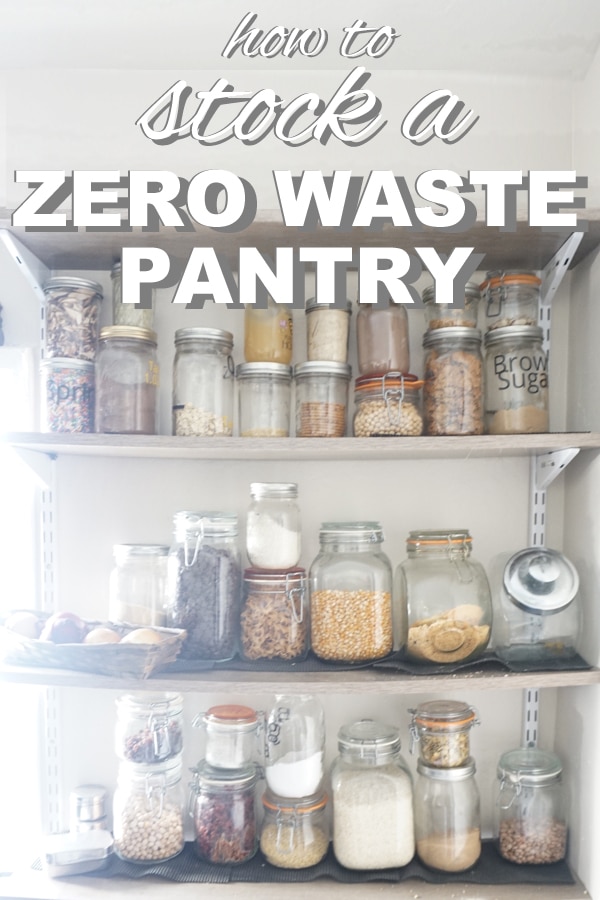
[
  {"left": 109, "top": 543, "right": 169, "bottom": 627},
  {"left": 40, "top": 358, "right": 95, "bottom": 433},
  {"left": 43, "top": 276, "right": 103, "bottom": 361},
  {"left": 244, "top": 298, "right": 293, "bottom": 364},
  {"left": 264, "top": 694, "right": 325, "bottom": 799},
  {"left": 295, "top": 361, "right": 351, "bottom": 437},
  {"left": 415, "top": 758, "right": 481, "bottom": 872},
  {"left": 422, "top": 281, "right": 480, "bottom": 329},
  {"left": 494, "top": 748, "right": 568, "bottom": 865},
  {"left": 353, "top": 373, "right": 423, "bottom": 436},
  {"left": 260, "top": 790, "right": 329, "bottom": 869},
  {"left": 189, "top": 762, "right": 260, "bottom": 864},
  {"left": 481, "top": 271, "right": 540, "bottom": 331},
  {"left": 111, "top": 261, "right": 154, "bottom": 329},
  {"left": 192, "top": 704, "right": 261, "bottom": 769},
  {"left": 305, "top": 297, "right": 352, "bottom": 363},
  {"left": 309, "top": 521, "right": 394, "bottom": 663},
  {"left": 236, "top": 362, "right": 292, "bottom": 437},
  {"left": 409, "top": 700, "right": 479, "bottom": 768},
  {"left": 246, "top": 482, "right": 301, "bottom": 570},
  {"left": 113, "top": 757, "right": 184, "bottom": 862},
  {"left": 422, "top": 327, "right": 484, "bottom": 435},
  {"left": 240, "top": 567, "right": 309, "bottom": 661},
  {"left": 484, "top": 325, "right": 549, "bottom": 434},
  {"left": 331, "top": 719, "right": 414, "bottom": 869},
  {"left": 95, "top": 326, "right": 159, "bottom": 434},
  {"left": 172, "top": 327, "right": 234, "bottom": 436},
  {"left": 115, "top": 692, "right": 184, "bottom": 764}
]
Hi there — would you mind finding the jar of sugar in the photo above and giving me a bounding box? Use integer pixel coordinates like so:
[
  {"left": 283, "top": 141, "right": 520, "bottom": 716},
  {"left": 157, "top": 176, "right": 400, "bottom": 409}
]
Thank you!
[
  {"left": 264, "top": 694, "right": 325, "bottom": 799},
  {"left": 245, "top": 482, "right": 301, "bottom": 570}
]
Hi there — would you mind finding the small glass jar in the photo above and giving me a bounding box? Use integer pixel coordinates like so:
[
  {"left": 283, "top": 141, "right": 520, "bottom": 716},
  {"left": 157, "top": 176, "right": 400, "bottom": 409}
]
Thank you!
[
  {"left": 264, "top": 694, "right": 325, "bottom": 799},
  {"left": 353, "top": 373, "right": 423, "bottom": 437},
  {"left": 397, "top": 530, "right": 492, "bottom": 664},
  {"left": 95, "top": 326, "right": 159, "bottom": 435},
  {"left": 415, "top": 758, "right": 481, "bottom": 872},
  {"left": 240, "top": 567, "right": 309, "bottom": 662},
  {"left": 40, "top": 358, "right": 95, "bottom": 433},
  {"left": 309, "top": 522, "right": 394, "bottom": 663},
  {"left": 305, "top": 298, "right": 352, "bottom": 363},
  {"left": 109, "top": 543, "right": 169, "bottom": 627},
  {"left": 484, "top": 325, "right": 549, "bottom": 434},
  {"left": 409, "top": 700, "right": 479, "bottom": 768},
  {"left": 190, "top": 762, "right": 260, "bottom": 864},
  {"left": 244, "top": 298, "right": 293, "bottom": 364},
  {"left": 113, "top": 757, "right": 184, "bottom": 863},
  {"left": 43, "top": 276, "right": 103, "bottom": 361},
  {"left": 69, "top": 785, "right": 109, "bottom": 834},
  {"left": 260, "top": 790, "right": 329, "bottom": 868},
  {"left": 111, "top": 261, "right": 154, "bottom": 329},
  {"left": 246, "top": 482, "right": 301, "bottom": 570},
  {"left": 356, "top": 301, "right": 410, "bottom": 376},
  {"left": 166, "top": 511, "right": 240, "bottom": 661},
  {"left": 494, "top": 748, "right": 568, "bottom": 865},
  {"left": 331, "top": 719, "right": 414, "bottom": 869},
  {"left": 295, "top": 361, "right": 351, "bottom": 437},
  {"left": 193, "top": 704, "right": 261, "bottom": 769},
  {"left": 423, "top": 327, "right": 484, "bottom": 435},
  {"left": 236, "top": 362, "right": 292, "bottom": 437},
  {"left": 115, "top": 692, "right": 184, "bottom": 763},
  {"left": 482, "top": 271, "right": 541, "bottom": 331},
  {"left": 172, "top": 327, "right": 234, "bottom": 436},
  {"left": 422, "top": 281, "right": 481, "bottom": 329}
]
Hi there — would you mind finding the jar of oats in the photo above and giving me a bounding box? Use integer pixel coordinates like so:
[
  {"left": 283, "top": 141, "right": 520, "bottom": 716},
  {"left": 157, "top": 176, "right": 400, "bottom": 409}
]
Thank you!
[
  {"left": 172, "top": 327, "right": 234, "bottom": 436},
  {"left": 422, "top": 281, "right": 480, "bottom": 329},
  {"left": 353, "top": 373, "right": 423, "bottom": 436},
  {"left": 481, "top": 271, "right": 540, "bottom": 331},
  {"left": 422, "top": 327, "right": 484, "bottom": 435}
]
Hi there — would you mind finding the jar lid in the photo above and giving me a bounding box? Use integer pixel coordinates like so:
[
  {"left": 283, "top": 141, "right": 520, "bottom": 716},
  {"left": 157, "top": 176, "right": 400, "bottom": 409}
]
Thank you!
[
  {"left": 69, "top": 785, "right": 108, "bottom": 822},
  {"left": 294, "top": 361, "right": 352, "bottom": 379},
  {"left": 262, "top": 789, "right": 328, "bottom": 814},
  {"left": 422, "top": 282, "right": 481, "bottom": 304},
  {"left": 484, "top": 325, "right": 544, "bottom": 348},
  {"left": 497, "top": 747, "right": 563, "bottom": 785},
  {"left": 99, "top": 325, "right": 157, "bottom": 344},
  {"left": 250, "top": 482, "right": 298, "bottom": 500},
  {"left": 113, "top": 543, "right": 170, "bottom": 561},
  {"left": 406, "top": 530, "right": 472, "bottom": 548},
  {"left": 172, "top": 511, "right": 238, "bottom": 537},
  {"left": 116, "top": 691, "right": 183, "bottom": 715},
  {"left": 354, "top": 373, "right": 422, "bottom": 393},
  {"left": 174, "top": 327, "right": 233, "bottom": 351},
  {"left": 417, "top": 757, "right": 476, "bottom": 780},
  {"left": 337, "top": 719, "right": 401, "bottom": 755},
  {"left": 503, "top": 547, "right": 579, "bottom": 614},
  {"left": 305, "top": 297, "right": 352, "bottom": 313},
  {"left": 118, "top": 754, "right": 183, "bottom": 784},
  {"left": 236, "top": 362, "right": 293, "bottom": 379},
  {"left": 44, "top": 276, "right": 104, "bottom": 295},
  {"left": 319, "top": 521, "right": 384, "bottom": 544},
  {"left": 40, "top": 358, "right": 95, "bottom": 372},
  {"left": 423, "top": 327, "right": 482, "bottom": 348},
  {"left": 203, "top": 704, "right": 258, "bottom": 727},
  {"left": 411, "top": 700, "right": 478, "bottom": 730},
  {"left": 243, "top": 566, "right": 306, "bottom": 584},
  {"left": 481, "top": 271, "right": 541, "bottom": 291},
  {"left": 192, "top": 761, "right": 259, "bottom": 788}
]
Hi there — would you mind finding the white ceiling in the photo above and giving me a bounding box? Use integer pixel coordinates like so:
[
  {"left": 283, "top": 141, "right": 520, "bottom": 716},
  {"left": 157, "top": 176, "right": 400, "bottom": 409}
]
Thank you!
[{"left": 1, "top": 0, "right": 600, "bottom": 78}]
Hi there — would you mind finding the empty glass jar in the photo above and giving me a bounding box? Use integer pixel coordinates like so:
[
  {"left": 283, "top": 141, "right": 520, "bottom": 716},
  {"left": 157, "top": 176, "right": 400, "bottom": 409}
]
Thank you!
[
  {"left": 109, "top": 543, "right": 169, "bottom": 627},
  {"left": 193, "top": 704, "right": 261, "bottom": 769},
  {"left": 172, "top": 327, "right": 234, "bottom": 436}
]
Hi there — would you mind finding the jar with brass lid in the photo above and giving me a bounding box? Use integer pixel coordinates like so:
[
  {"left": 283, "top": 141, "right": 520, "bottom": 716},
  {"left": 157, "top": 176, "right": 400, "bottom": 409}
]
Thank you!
[
  {"left": 111, "top": 261, "right": 154, "bottom": 329},
  {"left": 95, "top": 326, "right": 159, "bottom": 434},
  {"left": 43, "top": 276, "right": 103, "bottom": 361}
]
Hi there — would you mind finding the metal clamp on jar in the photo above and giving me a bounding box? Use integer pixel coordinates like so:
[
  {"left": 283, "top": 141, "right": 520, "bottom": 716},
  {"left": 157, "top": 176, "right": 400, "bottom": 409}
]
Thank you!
[
  {"left": 409, "top": 700, "right": 479, "bottom": 768},
  {"left": 353, "top": 372, "right": 423, "bottom": 436},
  {"left": 192, "top": 704, "right": 262, "bottom": 770}
]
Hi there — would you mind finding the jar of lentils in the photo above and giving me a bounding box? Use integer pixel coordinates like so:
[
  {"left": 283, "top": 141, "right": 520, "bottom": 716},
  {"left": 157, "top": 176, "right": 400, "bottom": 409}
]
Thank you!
[
  {"left": 190, "top": 762, "right": 260, "bottom": 864},
  {"left": 295, "top": 361, "right": 351, "bottom": 437},
  {"left": 422, "top": 327, "right": 484, "bottom": 435},
  {"left": 172, "top": 327, "right": 234, "bottom": 436},
  {"left": 95, "top": 326, "right": 159, "bottom": 434},
  {"left": 353, "top": 373, "right": 423, "bottom": 436}
]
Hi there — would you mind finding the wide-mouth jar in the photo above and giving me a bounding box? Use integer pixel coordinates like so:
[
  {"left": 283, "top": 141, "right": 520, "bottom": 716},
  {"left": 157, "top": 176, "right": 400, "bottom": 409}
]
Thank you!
[
  {"left": 192, "top": 703, "right": 261, "bottom": 769},
  {"left": 353, "top": 372, "right": 423, "bottom": 436},
  {"left": 172, "top": 327, "right": 234, "bottom": 436},
  {"left": 305, "top": 297, "right": 352, "bottom": 363},
  {"left": 43, "top": 276, "right": 104, "bottom": 361},
  {"left": 236, "top": 362, "right": 292, "bottom": 437},
  {"left": 294, "top": 361, "right": 351, "bottom": 437}
]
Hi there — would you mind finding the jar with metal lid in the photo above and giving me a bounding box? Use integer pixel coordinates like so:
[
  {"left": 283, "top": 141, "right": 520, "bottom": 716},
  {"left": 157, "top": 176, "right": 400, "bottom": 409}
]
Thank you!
[
  {"left": 113, "top": 757, "right": 184, "bottom": 863},
  {"left": 409, "top": 700, "right": 479, "bottom": 768},
  {"left": 423, "top": 327, "right": 484, "bottom": 435},
  {"left": 309, "top": 521, "right": 394, "bottom": 663},
  {"left": 172, "top": 327, "right": 234, "bottom": 436},
  {"left": 115, "top": 692, "right": 184, "bottom": 763},
  {"left": 240, "top": 567, "right": 308, "bottom": 661},
  {"left": 484, "top": 325, "right": 549, "bottom": 434},
  {"left": 192, "top": 704, "right": 261, "bottom": 769},
  {"left": 415, "top": 757, "right": 481, "bottom": 872},
  {"left": 43, "top": 276, "right": 103, "bottom": 361},
  {"left": 295, "top": 361, "right": 351, "bottom": 437},
  {"left": 264, "top": 694, "right": 325, "bottom": 799},
  {"left": 246, "top": 482, "right": 301, "bottom": 570},
  {"left": 166, "top": 511, "right": 240, "bottom": 661},
  {"left": 482, "top": 271, "right": 541, "bottom": 330},
  {"left": 494, "top": 748, "right": 568, "bottom": 864},
  {"left": 111, "top": 261, "right": 154, "bottom": 329},
  {"left": 305, "top": 297, "right": 352, "bottom": 363},
  {"left": 40, "top": 358, "right": 95, "bottom": 432},
  {"left": 331, "top": 719, "right": 414, "bottom": 869},
  {"left": 356, "top": 301, "right": 410, "bottom": 376},
  {"left": 109, "top": 544, "right": 169, "bottom": 627},
  {"left": 422, "top": 281, "right": 481, "bottom": 329},
  {"left": 244, "top": 298, "right": 293, "bottom": 364},
  {"left": 260, "top": 790, "right": 329, "bottom": 868},
  {"left": 353, "top": 372, "right": 423, "bottom": 436},
  {"left": 69, "top": 785, "right": 109, "bottom": 834},
  {"left": 494, "top": 547, "right": 581, "bottom": 663},
  {"left": 95, "top": 326, "right": 159, "bottom": 434},
  {"left": 189, "top": 762, "right": 260, "bottom": 864},
  {"left": 236, "top": 362, "right": 292, "bottom": 437},
  {"left": 397, "top": 530, "right": 492, "bottom": 665}
]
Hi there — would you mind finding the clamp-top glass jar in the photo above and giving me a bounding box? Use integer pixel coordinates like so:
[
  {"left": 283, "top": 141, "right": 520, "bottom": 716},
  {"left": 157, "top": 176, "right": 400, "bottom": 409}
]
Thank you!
[
  {"left": 423, "top": 327, "right": 484, "bottom": 435},
  {"left": 95, "top": 326, "right": 159, "bottom": 434},
  {"left": 482, "top": 271, "right": 540, "bottom": 330},
  {"left": 260, "top": 790, "right": 329, "bottom": 868},
  {"left": 409, "top": 700, "right": 479, "bottom": 768},
  {"left": 115, "top": 692, "right": 184, "bottom": 764},
  {"left": 246, "top": 482, "right": 301, "bottom": 570},
  {"left": 356, "top": 301, "right": 410, "bottom": 375},
  {"left": 353, "top": 373, "right": 423, "bottom": 436},
  {"left": 190, "top": 762, "right": 260, "bottom": 864},
  {"left": 109, "top": 543, "right": 169, "bottom": 627},
  {"left": 422, "top": 281, "right": 481, "bottom": 329},
  {"left": 484, "top": 325, "right": 549, "bottom": 434},
  {"left": 172, "top": 327, "right": 234, "bottom": 436},
  {"left": 193, "top": 704, "right": 261, "bottom": 769},
  {"left": 240, "top": 567, "right": 309, "bottom": 662},
  {"left": 264, "top": 694, "right": 325, "bottom": 799}
]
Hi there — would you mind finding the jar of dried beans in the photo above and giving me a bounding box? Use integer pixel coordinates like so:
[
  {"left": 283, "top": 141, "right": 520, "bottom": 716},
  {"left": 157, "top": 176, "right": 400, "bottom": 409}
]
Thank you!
[
  {"left": 236, "top": 362, "right": 292, "bottom": 437},
  {"left": 356, "top": 301, "right": 410, "bottom": 375},
  {"left": 484, "top": 325, "right": 549, "bottom": 434},
  {"left": 422, "top": 281, "right": 480, "bottom": 329},
  {"left": 95, "top": 326, "right": 159, "bottom": 434},
  {"left": 240, "top": 567, "right": 309, "bottom": 661},
  {"left": 244, "top": 297, "right": 293, "bottom": 364},
  {"left": 294, "top": 361, "right": 351, "bottom": 437},
  {"left": 172, "top": 327, "right": 234, "bottom": 436},
  {"left": 192, "top": 704, "right": 261, "bottom": 769},
  {"left": 115, "top": 692, "right": 184, "bottom": 764},
  {"left": 305, "top": 297, "right": 352, "bottom": 363},
  {"left": 190, "top": 762, "right": 260, "bottom": 864},
  {"left": 422, "top": 327, "right": 484, "bottom": 435},
  {"left": 260, "top": 790, "right": 329, "bottom": 868},
  {"left": 43, "top": 276, "right": 103, "bottom": 361},
  {"left": 481, "top": 271, "right": 540, "bottom": 331},
  {"left": 409, "top": 700, "right": 479, "bottom": 768},
  {"left": 353, "top": 373, "right": 423, "bottom": 437}
]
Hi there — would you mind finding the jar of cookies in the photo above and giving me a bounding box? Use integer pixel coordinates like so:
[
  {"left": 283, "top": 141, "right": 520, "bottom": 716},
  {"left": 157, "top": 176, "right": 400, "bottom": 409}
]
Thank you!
[{"left": 396, "top": 530, "right": 492, "bottom": 665}]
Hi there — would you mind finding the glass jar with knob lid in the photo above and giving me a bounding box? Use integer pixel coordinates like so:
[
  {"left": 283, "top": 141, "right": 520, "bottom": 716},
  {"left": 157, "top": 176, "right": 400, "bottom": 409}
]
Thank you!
[
  {"left": 409, "top": 700, "right": 479, "bottom": 768},
  {"left": 260, "top": 790, "right": 329, "bottom": 868},
  {"left": 172, "top": 327, "right": 234, "bottom": 436}
]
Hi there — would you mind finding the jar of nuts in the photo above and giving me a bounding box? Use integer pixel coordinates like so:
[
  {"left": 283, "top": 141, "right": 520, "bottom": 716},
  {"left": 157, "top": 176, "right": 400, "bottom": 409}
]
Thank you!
[
  {"left": 481, "top": 271, "right": 540, "bottom": 331},
  {"left": 409, "top": 700, "right": 479, "bottom": 767},
  {"left": 353, "top": 373, "right": 423, "bottom": 437},
  {"left": 422, "top": 327, "right": 484, "bottom": 435},
  {"left": 172, "top": 327, "right": 234, "bottom": 437}
]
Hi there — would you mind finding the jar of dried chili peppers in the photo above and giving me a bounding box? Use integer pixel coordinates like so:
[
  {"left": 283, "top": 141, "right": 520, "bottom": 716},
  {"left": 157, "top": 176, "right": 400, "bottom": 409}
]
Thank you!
[{"left": 189, "top": 762, "right": 260, "bottom": 864}]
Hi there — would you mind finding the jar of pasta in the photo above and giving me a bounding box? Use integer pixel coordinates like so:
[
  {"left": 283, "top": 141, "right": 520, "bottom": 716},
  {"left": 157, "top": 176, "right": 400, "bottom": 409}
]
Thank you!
[
  {"left": 422, "top": 327, "right": 484, "bottom": 435},
  {"left": 240, "top": 567, "right": 309, "bottom": 662}
]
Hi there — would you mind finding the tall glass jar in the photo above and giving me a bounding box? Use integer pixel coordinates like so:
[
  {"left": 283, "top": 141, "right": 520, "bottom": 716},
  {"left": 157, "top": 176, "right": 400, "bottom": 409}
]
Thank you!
[
  {"left": 264, "top": 694, "right": 325, "bottom": 799},
  {"left": 494, "top": 748, "right": 568, "bottom": 865},
  {"left": 294, "top": 361, "right": 351, "bottom": 438},
  {"left": 111, "top": 261, "right": 154, "bottom": 329},
  {"left": 192, "top": 704, "right": 261, "bottom": 769},
  {"left": 482, "top": 271, "right": 540, "bottom": 330},
  {"left": 423, "top": 327, "right": 484, "bottom": 435},
  {"left": 305, "top": 298, "right": 352, "bottom": 363},
  {"left": 109, "top": 543, "right": 169, "bottom": 627},
  {"left": 43, "top": 276, "right": 103, "bottom": 361},
  {"left": 331, "top": 719, "right": 414, "bottom": 869},
  {"left": 260, "top": 790, "right": 329, "bottom": 868},
  {"left": 414, "top": 758, "right": 481, "bottom": 872},
  {"left": 244, "top": 298, "right": 293, "bottom": 364},
  {"left": 95, "top": 326, "right": 159, "bottom": 434},
  {"left": 484, "top": 325, "right": 549, "bottom": 434},
  {"left": 246, "top": 482, "right": 301, "bottom": 570},
  {"left": 190, "top": 762, "right": 260, "bottom": 864},
  {"left": 396, "top": 530, "right": 492, "bottom": 665},
  {"left": 409, "top": 700, "right": 479, "bottom": 768},
  {"left": 236, "top": 362, "right": 292, "bottom": 437},
  {"left": 240, "top": 567, "right": 309, "bottom": 662},
  {"left": 172, "top": 327, "right": 234, "bottom": 436},
  {"left": 422, "top": 281, "right": 481, "bottom": 329},
  {"left": 166, "top": 511, "right": 240, "bottom": 661},
  {"left": 356, "top": 301, "right": 410, "bottom": 375},
  {"left": 353, "top": 373, "right": 423, "bottom": 436},
  {"left": 40, "top": 358, "right": 95, "bottom": 433},
  {"left": 115, "top": 692, "right": 184, "bottom": 763},
  {"left": 309, "top": 521, "right": 394, "bottom": 663}
]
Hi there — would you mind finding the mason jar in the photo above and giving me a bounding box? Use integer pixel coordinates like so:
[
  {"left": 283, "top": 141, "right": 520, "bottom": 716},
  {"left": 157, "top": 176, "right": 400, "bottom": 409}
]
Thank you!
[
  {"left": 236, "top": 362, "right": 292, "bottom": 437},
  {"left": 172, "top": 327, "right": 234, "bottom": 436},
  {"left": 40, "top": 358, "right": 95, "bottom": 433},
  {"left": 353, "top": 373, "right": 423, "bottom": 436},
  {"left": 95, "top": 326, "right": 159, "bottom": 434},
  {"left": 305, "top": 297, "right": 352, "bottom": 363},
  {"left": 331, "top": 719, "right": 414, "bottom": 869},
  {"left": 260, "top": 790, "right": 329, "bottom": 868},
  {"left": 422, "top": 281, "right": 481, "bottom": 329},
  {"left": 190, "top": 762, "right": 260, "bottom": 864},
  {"left": 295, "top": 361, "right": 351, "bottom": 437},
  {"left": 482, "top": 271, "right": 540, "bottom": 331},
  {"left": 115, "top": 692, "right": 184, "bottom": 764},
  {"left": 423, "top": 327, "right": 484, "bottom": 435},
  {"left": 264, "top": 694, "right": 325, "bottom": 799},
  {"left": 356, "top": 301, "right": 410, "bottom": 376},
  {"left": 244, "top": 298, "right": 293, "bottom": 364},
  {"left": 109, "top": 543, "right": 169, "bottom": 627},
  {"left": 396, "top": 530, "right": 492, "bottom": 665},
  {"left": 192, "top": 704, "right": 261, "bottom": 769},
  {"left": 246, "top": 482, "right": 301, "bottom": 570},
  {"left": 409, "top": 700, "right": 479, "bottom": 768},
  {"left": 484, "top": 325, "right": 549, "bottom": 434},
  {"left": 240, "top": 567, "right": 309, "bottom": 662},
  {"left": 43, "top": 276, "right": 103, "bottom": 361},
  {"left": 309, "top": 521, "right": 394, "bottom": 663},
  {"left": 111, "top": 261, "right": 154, "bottom": 329}
]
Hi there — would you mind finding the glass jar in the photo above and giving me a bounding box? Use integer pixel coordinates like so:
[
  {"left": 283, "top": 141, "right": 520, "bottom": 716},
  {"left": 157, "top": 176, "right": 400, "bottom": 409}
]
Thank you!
[
  {"left": 69, "top": 785, "right": 109, "bottom": 834},
  {"left": 422, "top": 281, "right": 481, "bottom": 329},
  {"left": 172, "top": 327, "right": 234, "bottom": 436},
  {"left": 246, "top": 482, "right": 301, "bottom": 570},
  {"left": 236, "top": 362, "right": 292, "bottom": 437},
  {"left": 240, "top": 567, "right": 309, "bottom": 662},
  {"left": 482, "top": 271, "right": 541, "bottom": 331},
  {"left": 423, "top": 327, "right": 484, "bottom": 435},
  {"left": 494, "top": 748, "right": 568, "bottom": 864},
  {"left": 115, "top": 692, "right": 184, "bottom": 763},
  {"left": 190, "top": 762, "right": 259, "bottom": 864},
  {"left": 264, "top": 694, "right": 325, "bottom": 799},
  {"left": 193, "top": 704, "right": 261, "bottom": 769},
  {"left": 260, "top": 790, "right": 329, "bottom": 868},
  {"left": 397, "top": 530, "right": 492, "bottom": 664},
  {"left": 331, "top": 719, "right": 414, "bottom": 869},
  {"left": 109, "top": 543, "right": 169, "bottom": 627},
  {"left": 244, "top": 298, "right": 293, "bottom": 364},
  {"left": 40, "top": 358, "right": 95, "bottom": 433},
  {"left": 166, "top": 511, "right": 240, "bottom": 661},
  {"left": 111, "top": 261, "right": 154, "bottom": 329},
  {"left": 95, "top": 326, "right": 159, "bottom": 434},
  {"left": 305, "top": 298, "right": 352, "bottom": 363},
  {"left": 294, "top": 361, "right": 351, "bottom": 438},
  {"left": 309, "top": 522, "right": 394, "bottom": 663},
  {"left": 113, "top": 757, "right": 184, "bottom": 863},
  {"left": 356, "top": 301, "right": 410, "bottom": 375},
  {"left": 484, "top": 325, "right": 549, "bottom": 434},
  {"left": 43, "top": 276, "right": 103, "bottom": 361},
  {"left": 353, "top": 373, "right": 423, "bottom": 437},
  {"left": 409, "top": 700, "right": 479, "bottom": 768},
  {"left": 415, "top": 758, "right": 481, "bottom": 872}
]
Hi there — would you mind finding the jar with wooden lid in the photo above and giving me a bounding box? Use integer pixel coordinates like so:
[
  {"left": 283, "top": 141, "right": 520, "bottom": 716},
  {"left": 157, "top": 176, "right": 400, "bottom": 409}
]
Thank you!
[
  {"left": 481, "top": 271, "right": 540, "bottom": 330},
  {"left": 295, "top": 361, "right": 351, "bottom": 437},
  {"left": 260, "top": 790, "right": 329, "bottom": 868},
  {"left": 244, "top": 298, "right": 293, "bottom": 364},
  {"left": 409, "top": 700, "right": 479, "bottom": 767},
  {"left": 422, "top": 327, "right": 484, "bottom": 435},
  {"left": 356, "top": 301, "right": 410, "bottom": 375},
  {"left": 484, "top": 325, "right": 549, "bottom": 434},
  {"left": 353, "top": 373, "right": 423, "bottom": 436},
  {"left": 172, "top": 327, "right": 234, "bottom": 436},
  {"left": 422, "top": 281, "right": 480, "bottom": 329},
  {"left": 192, "top": 704, "right": 261, "bottom": 769},
  {"left": 305, "top": 297, "right": 352, "bottom": 363},
  {"left": 95, "top": 326, "right": 159, "bottom": 434},
  {"left": 240, "top": 567, "right": 308, "bottom": 661}
]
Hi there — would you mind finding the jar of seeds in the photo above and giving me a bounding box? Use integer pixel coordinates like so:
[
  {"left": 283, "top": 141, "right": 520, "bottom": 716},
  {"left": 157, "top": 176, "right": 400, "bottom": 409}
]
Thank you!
[{"left": 43, "top": 276, "right": 103, "bottom": 361}]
